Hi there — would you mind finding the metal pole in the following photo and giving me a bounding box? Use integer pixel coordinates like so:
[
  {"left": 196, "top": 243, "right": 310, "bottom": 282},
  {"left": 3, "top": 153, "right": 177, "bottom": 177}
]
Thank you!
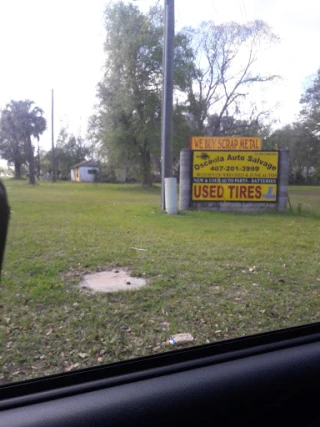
[
  {"left": 161, "top": 0, "right": 174, "bottom": 209},
  {"left": 161, "top": 3, "right": 167, "bottom": 210},
  {"left": 51, "top": 89, "right": 56, "bottom": 182},
  {"left": 165, "top": 0, "right": 174, "bottom": 179}
]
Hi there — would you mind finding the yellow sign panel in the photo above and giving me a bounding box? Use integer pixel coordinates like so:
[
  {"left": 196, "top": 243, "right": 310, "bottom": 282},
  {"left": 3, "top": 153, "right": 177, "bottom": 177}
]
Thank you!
[
  {"left": 192, "top": 151, "right": 279, "bottom": 202},
  {"left": 193, "top": 151, "right": 278, "bottom": 179},
  {"left": 192, "top": 183, "right": 277, "bottom": 202},
  {"left": 190, "top": 136, "right": 262, "bottom": 151}
]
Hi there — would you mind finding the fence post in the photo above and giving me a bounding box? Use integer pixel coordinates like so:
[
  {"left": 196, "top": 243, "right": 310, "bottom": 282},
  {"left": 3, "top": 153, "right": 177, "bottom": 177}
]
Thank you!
[
  {"left": 277, "top": 149, "right": 289, "bottom": 212},
  {"left": 179, "top": 149, "right": 191, "bottom": 211}
]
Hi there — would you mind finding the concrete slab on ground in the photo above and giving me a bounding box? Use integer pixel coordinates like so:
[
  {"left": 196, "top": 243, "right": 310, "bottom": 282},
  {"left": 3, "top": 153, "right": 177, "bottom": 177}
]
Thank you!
[{"left": 81, "top": 269, "right": 147, "bottom": 293}]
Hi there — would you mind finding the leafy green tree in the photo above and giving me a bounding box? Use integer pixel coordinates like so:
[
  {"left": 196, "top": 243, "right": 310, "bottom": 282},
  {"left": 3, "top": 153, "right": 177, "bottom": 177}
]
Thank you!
[
  {"left": 43, "top": 128, "right": 90, "bottom": 179},
  {"left": 298, "top": 68, "right": 320, "bottom": 181},
  {"left": 205, "top": 113, "right": 271, "bottom": 138},
  {"left": 91, "top": 2, "right": 193, "bottom": 185},
  {"left": 94, "top": 2, "right": 163, "bottom": 185},
  {"left": 300, "top": 68, "right": 320, "bottom": 137},
  {"left": 0, "top": 100, "right": 46, "bottom": 183},
  {"left": 86, "top": 114, "right": 101, "bottom": 160},
  {"left": 266, "top": 123, "right": 319, "bottom": 183},
  {"left": 0, "top": 104, "right": 27, "bottom": 179},
  {"left": 265, "top": 68, "right": 320, "bottom": 184}
]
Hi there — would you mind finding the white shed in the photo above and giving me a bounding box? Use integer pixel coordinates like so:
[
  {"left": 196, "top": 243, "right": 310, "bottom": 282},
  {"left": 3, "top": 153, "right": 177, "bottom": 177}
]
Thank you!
[{"left": 70, "top": 160, "right": 99, "bottom": 183}]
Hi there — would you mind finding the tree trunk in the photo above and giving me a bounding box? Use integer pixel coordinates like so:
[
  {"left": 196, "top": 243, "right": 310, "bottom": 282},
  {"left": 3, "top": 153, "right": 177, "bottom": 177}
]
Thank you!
[
  {"left": 37, "top": 145, "right": 41, "bottom": 179},
  {"left": 142, "top": 173, "right": 153, "bottom": 186},
  {"left": 14, "top": 161, "right": 21, "bottom": 179},
  {"left": 140, "top": 146, "right": 152, "bottom": 186},
  {"left": 27, "top": 138, "right": 35, "bottom": 185},
  {"left": 197, "top": 117, "right": 205, "bottom": 135}
]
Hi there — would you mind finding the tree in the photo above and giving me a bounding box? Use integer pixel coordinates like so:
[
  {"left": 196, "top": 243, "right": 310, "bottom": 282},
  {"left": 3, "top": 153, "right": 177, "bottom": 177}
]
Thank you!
[
  {"left": 91, "top": 4, "right": 279, "bottom": 184},
  {"left": 93, "top": 2, "right": 163, "bottom": 185},
  {"left": 0, "top": 100, "right": 46, "bottom": 183},
  {"left": 266, "top": 123, "right": 319, "bottom": 183},
  {"left": 0, "top": 104, "right": 27, "bottom": 179},
  {"left": 180, "top": 20, "right": 279, "bottom": 134},
  {"left": 205, "top": 113, "right": 272, "bottom": 138},
  {"left": 43, "top": 128, "right": 90, "bottom": 179},
  {"left": 86, "top": 114, "right": 101, "bottom": 160},
  {"left": 91, "top": 2, "right": 193, "bottom": 185},
  {"left": 300, "top": 68, "right": 320, "bottom": 137},
  {"left": 298, "top": 68, "right": 320, "bottom": 182},
  {"left": 263, "top": 67, "right": 320, "bottom": 184}
]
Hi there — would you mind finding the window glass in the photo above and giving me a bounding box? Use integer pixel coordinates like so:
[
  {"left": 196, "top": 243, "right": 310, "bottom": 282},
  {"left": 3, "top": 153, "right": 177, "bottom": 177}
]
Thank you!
[{"left": 0, "top": 0, "right": 320, "bottom": 384}]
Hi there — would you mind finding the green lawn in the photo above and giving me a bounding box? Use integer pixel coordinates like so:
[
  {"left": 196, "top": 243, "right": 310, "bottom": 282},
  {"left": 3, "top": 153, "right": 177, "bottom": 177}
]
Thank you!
[
  {"left": 1, "top": 180, "right": 320, "bottom": 383},
  {"left": 289, "top": 185, "right": 320, "bottom": 215}
]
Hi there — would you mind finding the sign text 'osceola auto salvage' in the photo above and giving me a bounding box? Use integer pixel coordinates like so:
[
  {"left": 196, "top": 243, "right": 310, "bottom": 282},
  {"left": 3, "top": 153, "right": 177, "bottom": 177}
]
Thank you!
[
  {"left": 190, "top": 136, "right": 262, "bottom": 151},
  {"left": 192, "top": 151, "right": 279, "bottom": 202}
]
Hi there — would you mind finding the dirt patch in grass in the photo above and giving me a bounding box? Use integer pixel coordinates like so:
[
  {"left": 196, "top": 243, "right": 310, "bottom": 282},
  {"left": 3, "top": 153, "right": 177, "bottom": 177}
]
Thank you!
[{"left": 81, "top": 269, "right": 147, "bottom": 293}]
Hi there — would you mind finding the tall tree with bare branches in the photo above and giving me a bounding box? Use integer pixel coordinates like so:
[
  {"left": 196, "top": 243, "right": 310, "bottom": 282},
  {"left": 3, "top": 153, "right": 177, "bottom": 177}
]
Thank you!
[{"left": 180, "top": 20, "right": 279, "bottom": 134}]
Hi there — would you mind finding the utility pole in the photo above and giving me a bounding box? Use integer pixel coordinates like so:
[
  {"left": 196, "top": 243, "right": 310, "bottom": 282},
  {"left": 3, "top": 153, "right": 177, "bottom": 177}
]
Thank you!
[
  {"left": 161, "top": 0, "right": 174, "bottom": 209},
  {"left": 51, "top": 89, "right": 56, "bottom": 182}
]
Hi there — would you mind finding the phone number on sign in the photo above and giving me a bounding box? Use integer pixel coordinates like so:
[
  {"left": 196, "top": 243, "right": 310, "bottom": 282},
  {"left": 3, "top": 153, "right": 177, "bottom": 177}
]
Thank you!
[{"left": 209, "top": 166, "right": 260, "bottom": 172}]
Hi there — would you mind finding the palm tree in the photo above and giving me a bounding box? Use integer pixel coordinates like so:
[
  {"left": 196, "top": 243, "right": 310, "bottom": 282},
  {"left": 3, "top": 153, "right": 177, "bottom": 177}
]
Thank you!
[{"left": 0, "top": 100, "right": 46, "bottom": 184}]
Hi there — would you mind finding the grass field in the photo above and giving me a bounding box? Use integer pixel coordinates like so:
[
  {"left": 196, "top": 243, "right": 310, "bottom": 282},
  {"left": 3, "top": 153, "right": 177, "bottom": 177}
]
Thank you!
[
  {"left": 1, "top": 180, "right": 320, "bottom": 383},
  {"left": 288, "top": 186, "right": 320, "bottom": 216}
]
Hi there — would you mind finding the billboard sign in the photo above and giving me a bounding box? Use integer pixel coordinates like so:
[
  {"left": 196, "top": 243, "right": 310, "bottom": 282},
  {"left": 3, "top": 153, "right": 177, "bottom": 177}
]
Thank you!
[{"left": 192, "top": 151, "right": 279, "bottom": 202}]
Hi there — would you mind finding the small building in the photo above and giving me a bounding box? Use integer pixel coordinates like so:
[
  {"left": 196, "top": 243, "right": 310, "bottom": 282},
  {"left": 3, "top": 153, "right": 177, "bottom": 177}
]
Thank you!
[{"left": 70, "top": 160, "right": 99, "bottom": 183}]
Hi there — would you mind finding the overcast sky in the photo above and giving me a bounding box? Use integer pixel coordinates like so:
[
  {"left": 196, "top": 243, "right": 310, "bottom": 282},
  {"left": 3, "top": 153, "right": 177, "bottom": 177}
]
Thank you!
[{"left": 0, "top": 0, "right": 319, "bottom": 164}]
